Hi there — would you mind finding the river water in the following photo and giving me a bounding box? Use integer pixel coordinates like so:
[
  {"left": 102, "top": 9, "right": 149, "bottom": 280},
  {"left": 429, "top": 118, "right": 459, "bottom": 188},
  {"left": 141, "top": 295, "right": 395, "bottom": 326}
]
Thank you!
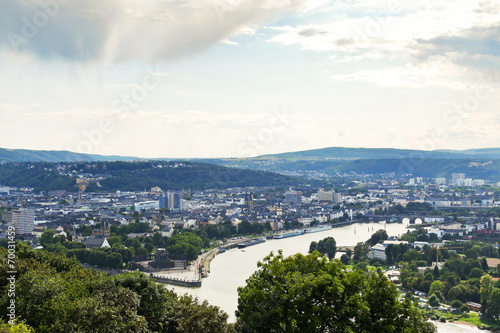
[{"left": 169, "top": 222, "right": 484, "bottom": 332}]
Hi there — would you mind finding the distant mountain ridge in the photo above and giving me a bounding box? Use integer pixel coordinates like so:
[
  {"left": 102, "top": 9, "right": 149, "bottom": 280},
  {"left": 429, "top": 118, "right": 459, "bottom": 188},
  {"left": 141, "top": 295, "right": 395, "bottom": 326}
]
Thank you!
[
  {"left": 256, "top": 147, "right": 500, "bottom": 160},
  {"left": 2, "top": 146, "right": 500, "bottom": 181},
  {"left": 0, "top": 148, "right": 136, "bottom": 162},
  {"left": 3, "top": 146, "right": 500, "bottom": 162}
]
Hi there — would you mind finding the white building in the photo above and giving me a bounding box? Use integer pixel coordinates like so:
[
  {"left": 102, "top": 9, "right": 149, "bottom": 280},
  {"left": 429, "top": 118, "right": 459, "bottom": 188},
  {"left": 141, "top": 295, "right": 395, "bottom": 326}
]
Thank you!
[
  {"left": 370, "top": 243, "right": 388, "bottom": 261},
  {"left": 12, "top": 208, "right": 35, "bottom": 235},
  {"left": 426, "top": 197, "right": 451, "bottom": 207},
  {"left": 452, "top": 173, "right": 465, "bottom": 185},
  {"left": 134, "top": 201, "right": 159, "bottom": 211},
  {"left": 317, "top": 191, "right": 334, "bottom": 203},
  {"left": 369, "top": 240, "right": 408, "bottom": 261},
  {"left": 435, "top": 178, "right": 447, "bottom": 185},
  {"left": 428, "top": 228, "right": 444, "bottom": 239},
  {"left": 472, "top": 179, "right": 485, "bottom": 187}
]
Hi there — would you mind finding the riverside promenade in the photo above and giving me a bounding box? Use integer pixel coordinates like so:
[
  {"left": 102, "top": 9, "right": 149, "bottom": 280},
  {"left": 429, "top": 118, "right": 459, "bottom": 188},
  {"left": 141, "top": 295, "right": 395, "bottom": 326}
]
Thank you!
[{"left": 151, "top": 239, "right": 241, "bottom": 287}]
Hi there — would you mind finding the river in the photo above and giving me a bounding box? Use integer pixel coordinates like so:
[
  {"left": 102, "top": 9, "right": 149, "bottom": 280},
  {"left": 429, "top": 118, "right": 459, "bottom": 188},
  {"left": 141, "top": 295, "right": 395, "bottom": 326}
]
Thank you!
[{"left": 169, "top": 222, "right": 484, "bottom": 332}]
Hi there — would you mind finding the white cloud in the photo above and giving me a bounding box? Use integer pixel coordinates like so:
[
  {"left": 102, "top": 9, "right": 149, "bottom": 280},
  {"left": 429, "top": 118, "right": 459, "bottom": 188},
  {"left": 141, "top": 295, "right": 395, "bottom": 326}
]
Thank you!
[
  {"left": 0, "top": 0, "right": 310, "bottom": 62},
  {"left": 330, "top": 61, "right": 475, "bottom": 89}
]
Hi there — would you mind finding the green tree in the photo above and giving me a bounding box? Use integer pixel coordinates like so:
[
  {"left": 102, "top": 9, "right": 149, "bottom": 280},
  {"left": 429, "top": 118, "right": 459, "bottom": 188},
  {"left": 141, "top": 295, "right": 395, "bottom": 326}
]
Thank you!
[
  {"left": 0, "top": 243, "right": 235, "bottom": 332},
  {"left": 340, "top": 254, "right": 350, "bottom": 265},
  {"left": 481, "top": 274, "right": 495, "bottom": 310},
  {"left": 428, "top": 294, "right": 440, "bottom": 307},
  {"left": 131, "top": 239, "right": 142, "bottom": 251},
  {"left": 385, "top": 244, "right": 395, "bottom": 264},
  {"left": 486, "top": 288, "right": 500, "bottom": 320},
  {"left": 353, "top": 242, "right": 370, "bottom": 262},
  {"left": 447, "top": 285, "right": 465, "bottom": 302},
  {"left": 481, "top": 257, "right": 489, "bottom": 272},
  {"left": 402, "top": 249, "right": 422, "bottom": 263},
  {"left": 0, "top": 320, "right": 34, "bottom": 332},
  {"left": 238, "top": 220, "right": 253, "bottom": 235},
  {"left": 433, "top": 265, "right": 440, "bottom": 279},
  {"left": 308, "top": 241, "right": 318, "bottom": 254},
  {"left": 469, "top": 267, "right": 485, "bottom": 279},
  {"left": 39, "top": 229, "right": 56, "bottom": 247},
  {"left": 368, "top": 229, "right": 388, "bottom": 246},
  {"left": 310, "top": 237, "right": 337, "bottom": 260},
  {"left": 465, "top": 248, "right": 479, "bottom": 260},
  {"left": 108, "top": 236, "right": 122, "bottom": 247},
  {"left": 450, "top": 300, "right": 462, "bottom": 309},
  {"left": 236, "top": 251, "right": 436, "bottom": 333},
  {"left": 429, "top": 280, "right": 445, "bottom": 296},
  {"left": 177, "top": 295, "right": 235, "bottom": 333}
]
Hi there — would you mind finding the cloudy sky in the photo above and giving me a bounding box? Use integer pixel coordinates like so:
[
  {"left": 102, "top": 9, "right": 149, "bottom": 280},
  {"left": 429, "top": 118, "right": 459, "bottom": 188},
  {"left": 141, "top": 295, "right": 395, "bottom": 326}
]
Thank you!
[{"left": 1, "top": 0, "right": 499, "bottom": 158}]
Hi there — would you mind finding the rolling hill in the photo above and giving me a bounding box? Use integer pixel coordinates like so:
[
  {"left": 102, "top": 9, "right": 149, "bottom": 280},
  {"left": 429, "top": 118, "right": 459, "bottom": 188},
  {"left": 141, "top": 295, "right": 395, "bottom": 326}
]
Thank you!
[
  {"left": 255, "top": 147, "right": 500, "bottom": 160},
  {"left": 0, "top": 161, "right": 306, "bottom": 192},
  {"left": 3, "top": 146, "right": 500, "bottom": 181},
  {"left": 0, "top": 147, "right": 136, "bottom": 162}
]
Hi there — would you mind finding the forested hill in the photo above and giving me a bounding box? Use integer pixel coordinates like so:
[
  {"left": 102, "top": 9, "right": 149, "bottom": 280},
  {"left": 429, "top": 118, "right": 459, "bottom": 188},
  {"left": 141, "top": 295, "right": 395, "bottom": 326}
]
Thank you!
[
  {"left": 0, "top": 161, "right": 304, "bottom": 192},
  {"left": 256, "top": 147, "right": 500, "bottom": 160},
  {"left": 232, "top": 158, "right": 500, "bottom": 180},
  {"left": 0, "top": 147, "right": 135, "bottom": 162},
  {"left": 3, "top": 146, "right": 500, "bottom": 163}
]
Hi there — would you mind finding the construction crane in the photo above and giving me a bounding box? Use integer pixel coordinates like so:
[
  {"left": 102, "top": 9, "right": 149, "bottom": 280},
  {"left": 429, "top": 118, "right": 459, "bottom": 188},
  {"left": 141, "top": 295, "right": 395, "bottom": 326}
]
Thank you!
[
  {"left": 76, "top": 178, "right": 89, "bottom": 202},
  {"left": 435, "top": 247, "right": 464, "bottom": 263}
]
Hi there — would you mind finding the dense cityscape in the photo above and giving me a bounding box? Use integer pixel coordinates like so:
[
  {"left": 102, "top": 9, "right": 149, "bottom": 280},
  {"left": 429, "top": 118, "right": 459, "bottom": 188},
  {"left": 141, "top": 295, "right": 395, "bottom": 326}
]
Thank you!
[{"left": 3, "top": 158, "right": 500, "bottom": 331}]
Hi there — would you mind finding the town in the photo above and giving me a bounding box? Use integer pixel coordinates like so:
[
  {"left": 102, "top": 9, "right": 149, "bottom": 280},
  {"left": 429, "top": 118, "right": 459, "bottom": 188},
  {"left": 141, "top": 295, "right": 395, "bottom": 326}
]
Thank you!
[{"left": 1, "top": 170, "right": 500, "bottom": 256}]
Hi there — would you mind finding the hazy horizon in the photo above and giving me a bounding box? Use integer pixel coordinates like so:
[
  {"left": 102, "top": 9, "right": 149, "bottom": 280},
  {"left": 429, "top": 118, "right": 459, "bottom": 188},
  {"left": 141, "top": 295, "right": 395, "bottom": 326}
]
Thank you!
[{"left": 3, "top": 144, "right": 500, "bottom": 160}]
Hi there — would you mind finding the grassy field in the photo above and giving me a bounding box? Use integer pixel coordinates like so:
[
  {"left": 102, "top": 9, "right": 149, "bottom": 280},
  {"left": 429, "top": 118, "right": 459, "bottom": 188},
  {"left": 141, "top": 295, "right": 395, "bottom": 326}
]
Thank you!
[{"left": 425, "top": 309, "right": 500, "bottom": 331}]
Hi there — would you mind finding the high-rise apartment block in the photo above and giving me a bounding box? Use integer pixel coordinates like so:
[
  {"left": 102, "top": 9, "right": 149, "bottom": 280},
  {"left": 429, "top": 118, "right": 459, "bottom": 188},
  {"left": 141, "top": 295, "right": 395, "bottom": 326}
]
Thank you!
[
  {"left": 159, "top": 191, "right": 181, "bottom": 211},
  {"left": 317, "top": 191, "right": 334, "bottom": 203},
  {"left": 12, "top": 208, "right": 35, "bottom": 235},
  {"left": 333, "top": 192, "right": 342, "bottom": 203},
  {"left": 452, "top": 173, "right": 466, "bottom": 185}
]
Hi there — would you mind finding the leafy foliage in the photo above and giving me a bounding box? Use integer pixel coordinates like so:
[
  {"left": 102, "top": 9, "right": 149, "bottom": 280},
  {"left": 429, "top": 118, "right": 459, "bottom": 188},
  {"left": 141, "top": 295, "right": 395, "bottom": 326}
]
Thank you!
[
  {"left": 0, "top": 243, "right": 233, "bottom": 332},
  {"left": 166, "top": 231, "right": 208, "bottom": 261},
  {"left": 236, "top": 251, "right": 436, "bottom": 333},
  {"left": 308, "top": 237, "right": 337, "bottom": 260}
]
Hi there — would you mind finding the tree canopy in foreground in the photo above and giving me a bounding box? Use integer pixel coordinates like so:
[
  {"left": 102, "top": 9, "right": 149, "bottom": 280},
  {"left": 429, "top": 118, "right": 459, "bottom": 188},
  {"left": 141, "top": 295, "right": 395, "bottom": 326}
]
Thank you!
[
  {"left": 236, "top": 251, "right": 436, "bottom": 333},
  {"left": 0, "top": 243, "right": 233, "bottom": 333}
]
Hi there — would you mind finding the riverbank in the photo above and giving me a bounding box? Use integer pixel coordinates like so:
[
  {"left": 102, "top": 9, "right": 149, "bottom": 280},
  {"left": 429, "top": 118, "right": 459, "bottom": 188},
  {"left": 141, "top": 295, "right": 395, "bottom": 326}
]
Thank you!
[
  {"left": 169, "top": 222, "right": 409, "bottom": 319},
  {"left": 431, "top": 320, "right": 486, "bottom": 332},
  {"left": 155, "top": 221, "right": 382, "bottom": 287}
]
